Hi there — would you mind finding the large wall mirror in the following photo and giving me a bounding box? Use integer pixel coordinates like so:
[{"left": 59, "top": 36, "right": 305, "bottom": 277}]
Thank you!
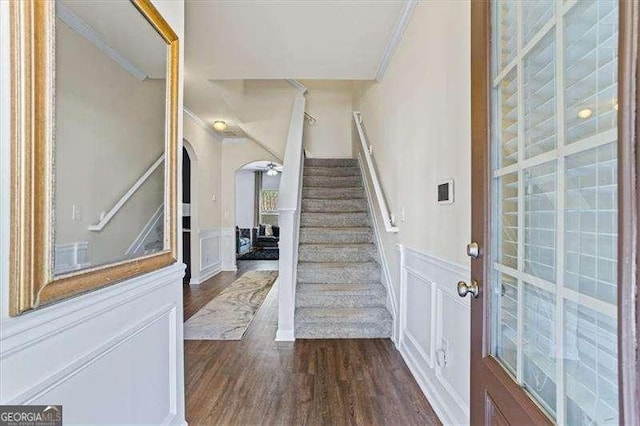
[{"left": 9, "top": 0, "right": 179, "bottom": 315}]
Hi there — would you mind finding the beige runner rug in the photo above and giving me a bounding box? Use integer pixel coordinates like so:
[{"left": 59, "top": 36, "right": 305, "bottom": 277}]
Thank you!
[{"left": 184, "top": 270, "right": 278, "bottom": 340}]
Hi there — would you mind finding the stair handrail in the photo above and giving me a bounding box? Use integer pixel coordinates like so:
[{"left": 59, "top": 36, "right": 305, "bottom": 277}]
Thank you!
[
  {"left": 275, "top": 84, "right": 307, "bottom": 342},
  {"left": 88, "top": 154, "right": 165, "bottom": 231},
  {"left": 352, "top": 111, "right": 399, "bottom": 233}
]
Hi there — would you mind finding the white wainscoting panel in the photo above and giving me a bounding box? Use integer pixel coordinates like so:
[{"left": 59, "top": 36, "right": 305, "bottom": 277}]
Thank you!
[
  {"left": 397, "top": 245, "right": 470, "bottom": 425},
  {"left": 53, "top": 241, "right": 90, "bottom": 274},
  {"left": 0, "top": 263, "right": 186, "bottom": 425},
  {"left": 190, "top": 228, "right": 222, "bottom": 285}
]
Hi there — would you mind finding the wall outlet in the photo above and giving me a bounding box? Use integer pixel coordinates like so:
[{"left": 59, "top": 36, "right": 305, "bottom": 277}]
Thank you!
[{"left": 224, "top": 211, "right": 230, "bottom": 219}]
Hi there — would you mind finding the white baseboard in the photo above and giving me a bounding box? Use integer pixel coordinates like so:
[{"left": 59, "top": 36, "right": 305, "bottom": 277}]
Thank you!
[
  {"left": 275, "top": 328, "right": 294, "bottom": 341},
  {"left": 189, "top": 261, "right": 221, "bottom": 285}
]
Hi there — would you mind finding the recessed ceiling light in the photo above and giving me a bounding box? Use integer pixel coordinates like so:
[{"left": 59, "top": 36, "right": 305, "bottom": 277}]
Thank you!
[
  {"left": 213, "top": 120, "right": 227, "bottom": 131},
  {"left": 577, "top": 108, "right": 592, "bottom": 119}
]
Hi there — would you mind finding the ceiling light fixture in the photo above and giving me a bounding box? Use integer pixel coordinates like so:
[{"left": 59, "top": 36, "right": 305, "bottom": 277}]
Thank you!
[
  {"left": 577, "top": 108, "right": 593, "bottom": 119},
  {"left": 213, "top": 120, "right": 227, "bottom": 131},
  {"left": 266, "top": 162, "right": 279, "bottom": 176}
]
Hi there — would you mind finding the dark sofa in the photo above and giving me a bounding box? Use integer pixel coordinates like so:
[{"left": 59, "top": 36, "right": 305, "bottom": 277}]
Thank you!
[{"left": 252, "top": 224, "right": 280, "bottom": 248}]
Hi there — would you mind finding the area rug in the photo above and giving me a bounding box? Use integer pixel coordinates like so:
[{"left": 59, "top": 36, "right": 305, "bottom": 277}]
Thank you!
[
  {"left": 237, "top": 248, "right": 279, "bottom": 261},
  {"left": 184, "top": 270, "right": 278, "bottom": 340}
]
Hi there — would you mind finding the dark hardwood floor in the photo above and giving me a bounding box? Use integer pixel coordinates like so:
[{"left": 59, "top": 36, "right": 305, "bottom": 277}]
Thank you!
[{"left": 184, "top": 260, "right": 441, "bottom": 425}]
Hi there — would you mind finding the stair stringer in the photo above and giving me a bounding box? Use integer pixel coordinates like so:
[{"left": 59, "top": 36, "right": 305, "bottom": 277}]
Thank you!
[{"left": 357, "top": 154, "right": 399, "bottom": 343}]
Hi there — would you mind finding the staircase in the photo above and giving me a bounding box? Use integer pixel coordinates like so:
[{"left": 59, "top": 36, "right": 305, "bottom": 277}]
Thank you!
[{"left": 294, "top": 158, "right": 392, "bottom": 339}]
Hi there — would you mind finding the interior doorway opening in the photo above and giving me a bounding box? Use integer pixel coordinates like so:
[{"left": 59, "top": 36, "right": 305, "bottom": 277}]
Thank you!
[{"left": 234, "top": 160, "right": 282, "bottom": 262}]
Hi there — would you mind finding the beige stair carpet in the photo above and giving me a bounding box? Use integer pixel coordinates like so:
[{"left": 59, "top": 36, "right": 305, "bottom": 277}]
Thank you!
[{"left": 184, "top": 270, "right": 278, "bottom": 340}]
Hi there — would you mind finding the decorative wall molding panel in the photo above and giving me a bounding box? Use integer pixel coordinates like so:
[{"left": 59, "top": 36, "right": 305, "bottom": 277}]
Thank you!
[
  {"left": 0, "top": 263, "right": 186, "bottom": 425},
  {"left": 189, "top": 228, "right": 222, "bottom": 285},
  {"left": 396, "top": 245, "right": 470, "bottom": 425},
  {"left": 53, "top": 241, "right": 90, "bottom": 275}
]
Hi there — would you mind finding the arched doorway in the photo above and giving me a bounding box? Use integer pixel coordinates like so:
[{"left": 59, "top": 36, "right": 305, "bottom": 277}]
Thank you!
[{"left": 182, "top": 140, "right": 198, "bottom": 284}]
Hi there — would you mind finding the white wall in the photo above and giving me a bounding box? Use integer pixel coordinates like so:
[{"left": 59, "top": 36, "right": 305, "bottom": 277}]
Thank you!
[
  {"left": 0, "top": 1, "right": 186, "bottom": 424},
  {"left": 353, "top": 1, "right": 471, "bottom": 423},
  {"left": 354, "top": 1, "right": 471, "bottom": 266},
  {"left": 235, "top": 170, "right": 255, "bottom": 229},
  {"left": 262, "top": 172, "right": 281, "bottom": 190},
  {"left": 184, "top": 111, "right": 223, "bottom": 285},
  {"left": 301, "top": 80, "right": 354, "bottom": 158}
]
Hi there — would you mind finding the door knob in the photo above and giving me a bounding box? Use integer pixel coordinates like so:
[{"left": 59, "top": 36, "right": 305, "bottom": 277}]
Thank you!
[
  {"left": 457, "top": 280, "right": 479, "bottom": 298},
  {"left": 467, "top": 242, "right": 479, "bottom": 259}
]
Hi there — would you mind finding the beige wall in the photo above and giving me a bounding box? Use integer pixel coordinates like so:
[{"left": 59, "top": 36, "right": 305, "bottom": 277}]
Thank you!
[
  {"left": 301, "top": 80, "right": 354, "bottom": 158},
  {"left": 183, "top": 112, "right": 222, "bottom": 276},
  {"left": 220, "top": 140, "right": 280, "bottom": 229},
  {"left": 183, "top": 114, "right": 222, "bottom": 229},
  {"left": 354, "top": 0, "right": 471, "bottom": 266},
  {"left": 54, "top": 21, "right": 165, "bottom": 265}
]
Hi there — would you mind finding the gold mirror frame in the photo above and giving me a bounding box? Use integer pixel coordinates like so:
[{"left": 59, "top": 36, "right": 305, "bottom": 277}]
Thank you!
[{"left": 9, "top": 0, "right": 179, "bottom": 316}]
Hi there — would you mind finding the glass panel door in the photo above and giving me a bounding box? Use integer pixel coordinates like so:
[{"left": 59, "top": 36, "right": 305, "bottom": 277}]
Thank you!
[{"left": 490, "top": 0, "right": 619, "bottom": 423}]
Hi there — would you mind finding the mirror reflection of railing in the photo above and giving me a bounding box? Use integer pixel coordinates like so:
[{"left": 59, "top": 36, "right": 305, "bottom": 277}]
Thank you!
[{"left": 88, "top": 154, "right": 165, "bottom": 231}]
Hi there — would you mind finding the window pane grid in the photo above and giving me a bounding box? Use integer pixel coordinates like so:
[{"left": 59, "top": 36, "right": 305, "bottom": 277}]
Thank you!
[{"left": 490, "top": 0, "right": 618, "bottom": 423}]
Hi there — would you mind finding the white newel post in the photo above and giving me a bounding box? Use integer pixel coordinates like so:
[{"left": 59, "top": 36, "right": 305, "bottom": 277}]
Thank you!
[{"left": 275, "top": 88, "right": 307, "bottom": 341}]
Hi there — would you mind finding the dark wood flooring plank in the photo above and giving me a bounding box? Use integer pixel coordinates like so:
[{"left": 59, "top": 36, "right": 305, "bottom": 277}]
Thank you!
[{"left": 184, "top": 260, "right": 441, "bottom": 426}]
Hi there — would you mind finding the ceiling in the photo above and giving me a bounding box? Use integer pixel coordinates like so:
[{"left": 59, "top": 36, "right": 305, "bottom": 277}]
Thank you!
[
  {"left": 184, "top": 0, "right": 411, "bottom": 155},
  {"left": 185, "top": 0, "right": 406, "bottom": 80}
]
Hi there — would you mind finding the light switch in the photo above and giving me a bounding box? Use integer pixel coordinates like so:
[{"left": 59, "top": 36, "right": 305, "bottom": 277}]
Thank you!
[
  {"left": 72, "top": 205, "right": 82, "bottom": 221},
  {"left": 212, "top": 195, "right": 217, "bottom": 202}
]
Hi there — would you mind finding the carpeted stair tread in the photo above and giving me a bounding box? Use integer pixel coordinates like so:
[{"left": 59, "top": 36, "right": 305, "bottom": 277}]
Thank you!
[
  {"left": 304, "top": 166, "right": 360, "bottom": 177},
  {"left": 295, "top": 307, "right": 392, "bottom": 338},
  {"left": 302, "top": 187, "right": 365, "bottom": 199},
  {"left": 300, "top": 212, "right": 369, "bottom": 228},
  {"left": 297, "top": 261, "right": 380, "bottom": 284},
  {"left": 299, "top": 227, "right": 373, "bottom": 244},
  {"left": 303, "top": 175, "right": 362, "bottom": 188},
  {"left": 296, "top": 283, "right": 387, "bottom": 308},
  {"left": 305, "top": 158, "right": 357, "bottom": 167},
  {"left": 296, "top": 307, "right": 391, "bottom": 323},
  {"left": 298, "top": 243, "right": 377, "bottom": 263},
  {"left": 295, "top": 324, "right": 392, "bottom": 339},
  {"left": 294, "top": 157, "right": 391, "bottom": 339},
  {"left": 302, "top": 198, "right": 367, "bottom": 213}
]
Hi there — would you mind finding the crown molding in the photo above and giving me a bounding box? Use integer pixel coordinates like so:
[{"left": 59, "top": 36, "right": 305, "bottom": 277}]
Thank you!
[
  {"left": 285, "top": 79, "right": 308, "bottom": 94},
  {"left": 56, "top": 2, "right": 147, "bottom": 81},
  {"left": 375, "top": 0, "right": 418, "bottom": 82},
  {"left": 183, "top": 108, "right": 222, "bottom": 141}
]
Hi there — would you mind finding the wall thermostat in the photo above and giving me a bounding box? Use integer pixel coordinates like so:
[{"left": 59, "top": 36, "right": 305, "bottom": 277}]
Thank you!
[{"left": 438, "top": 180, "right": 454, "bottom": 204}]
